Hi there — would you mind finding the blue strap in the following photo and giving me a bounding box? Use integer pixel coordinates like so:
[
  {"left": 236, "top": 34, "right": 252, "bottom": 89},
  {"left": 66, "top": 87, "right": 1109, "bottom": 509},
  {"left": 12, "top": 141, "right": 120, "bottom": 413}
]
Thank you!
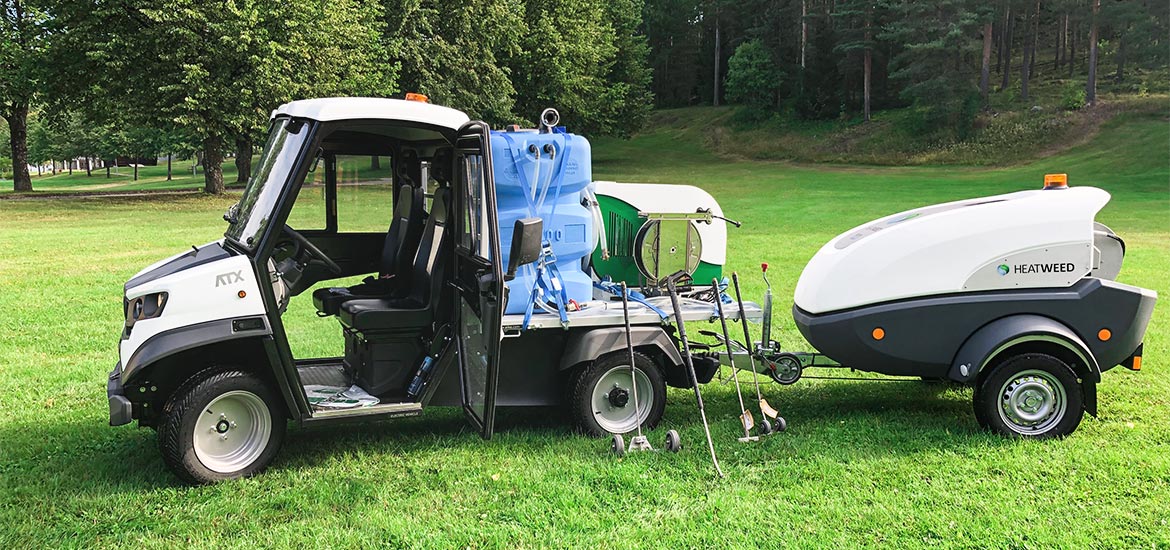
[{"left": 593, "top": 280, "right": 669, "bottom": 321}]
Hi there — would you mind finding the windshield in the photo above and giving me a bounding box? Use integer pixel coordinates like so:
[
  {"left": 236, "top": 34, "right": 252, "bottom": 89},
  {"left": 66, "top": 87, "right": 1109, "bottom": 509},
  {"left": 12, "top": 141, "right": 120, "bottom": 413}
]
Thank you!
[{"left": 225, "top": 118, "right": 311, "bottom": 248}]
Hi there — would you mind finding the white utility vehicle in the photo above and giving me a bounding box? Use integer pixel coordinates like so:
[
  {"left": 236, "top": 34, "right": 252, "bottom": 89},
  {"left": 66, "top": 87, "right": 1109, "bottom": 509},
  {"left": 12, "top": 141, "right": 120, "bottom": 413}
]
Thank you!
[{"left": 108, "top": 97, "right": 747, "bottom": 484}]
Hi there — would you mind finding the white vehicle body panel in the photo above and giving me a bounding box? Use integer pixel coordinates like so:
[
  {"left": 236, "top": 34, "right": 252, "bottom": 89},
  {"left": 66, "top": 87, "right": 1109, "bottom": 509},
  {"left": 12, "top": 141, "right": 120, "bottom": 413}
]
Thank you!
[
  {"left": 272, "top": 97, "right": 470, "bottom": 129},
  {"left": 120, "top": 254, "right": 266, "bottom": 365},
  {"left": 593, "top": 181, "right": 728, "bottom": 265},
  {"left": 795, "top": 186, "right": 1111, "bottom": 314}
]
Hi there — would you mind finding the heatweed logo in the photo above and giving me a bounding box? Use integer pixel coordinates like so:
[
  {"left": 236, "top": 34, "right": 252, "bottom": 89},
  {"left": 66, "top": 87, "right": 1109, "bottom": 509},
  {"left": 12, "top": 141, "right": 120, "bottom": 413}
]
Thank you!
[
  {"left": 997, "top": 264, "right": 1010, "bottom": 276},
  {"left": 1010, "top": 263, "right": 1077, "bottom": 274}
]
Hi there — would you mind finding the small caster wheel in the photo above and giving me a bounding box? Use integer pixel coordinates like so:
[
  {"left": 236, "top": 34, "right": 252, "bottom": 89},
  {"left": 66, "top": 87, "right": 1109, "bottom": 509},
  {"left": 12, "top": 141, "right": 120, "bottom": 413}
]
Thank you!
[
  {"left": 664, "top": 430, "right": 681, "bottom": 453},
  {"left": 611, "top": 434, "right": 625, "bottom": 457},
  {"left": 759, "top": 417, "right": 773, "bottom": 435},
  {"left": 775, "top": 417, "right": 787, "bottom": 432}
]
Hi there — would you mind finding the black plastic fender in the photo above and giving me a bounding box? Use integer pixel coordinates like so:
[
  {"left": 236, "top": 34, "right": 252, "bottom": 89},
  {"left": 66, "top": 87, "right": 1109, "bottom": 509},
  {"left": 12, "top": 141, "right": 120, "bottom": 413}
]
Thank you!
[
  {"left": 950, "top": 314, "right": 1100, "bottom": 414},
  {"left": 122, "top": 317, "right": 273, "bottom": 384},
  {"left": 558, "top": 326, "right": 683, "bottom": 371}
]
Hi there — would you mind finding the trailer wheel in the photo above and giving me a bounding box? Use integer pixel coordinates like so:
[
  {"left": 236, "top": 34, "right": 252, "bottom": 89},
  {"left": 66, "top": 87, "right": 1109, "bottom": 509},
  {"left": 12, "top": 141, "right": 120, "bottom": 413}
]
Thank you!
[
  {"left": 974, "top": 353, "right": 1084, "bottom": 439},
  {"left": 569, "top": 352, "right": 666, "bottom": 437},
  {"left": 665, "top": 430, "right": 681, "bottom": 453},
  {"left": 158, "top": 369, "right": 286, "bottom": 484}
]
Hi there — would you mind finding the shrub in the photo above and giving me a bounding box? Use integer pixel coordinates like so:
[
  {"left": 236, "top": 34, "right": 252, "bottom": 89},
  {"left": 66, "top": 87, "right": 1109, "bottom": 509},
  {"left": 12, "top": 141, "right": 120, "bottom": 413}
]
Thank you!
[
  {"left": 724, "top": 39, "right": 781, "bottom": 110},
  {"left": 1061, "top": 83, "right": 1086, "bottom": 111}
]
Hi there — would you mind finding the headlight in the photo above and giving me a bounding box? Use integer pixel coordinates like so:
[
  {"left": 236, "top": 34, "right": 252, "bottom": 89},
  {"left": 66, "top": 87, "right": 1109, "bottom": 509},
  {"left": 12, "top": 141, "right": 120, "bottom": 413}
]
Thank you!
[{"left": 124, "top": 292, "right": 168, "bottom": 335}]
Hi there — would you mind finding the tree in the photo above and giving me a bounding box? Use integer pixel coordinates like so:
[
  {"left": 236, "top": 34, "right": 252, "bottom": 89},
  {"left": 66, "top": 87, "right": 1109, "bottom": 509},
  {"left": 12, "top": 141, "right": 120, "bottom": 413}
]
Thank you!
[
  {"left": 835, "top": 0, "right": 881, "bottom": 121},
  {"left": 883, "top": 0, "right": 982, "bottom": 136},
  {"left": 48, "top": 0, "right": 395, "bottom": 194},
  {"left": 384, "top": 0, "right": 521, "bottom": 125},
  {"left": 724, "top": 39, "right": 781, "bottom": 109},
  {"left": 1086, "top": 0, "right": 1100, "bottom": 105},
  {"left": 1, "top": 0, "right": 48, "bottom": 191}
]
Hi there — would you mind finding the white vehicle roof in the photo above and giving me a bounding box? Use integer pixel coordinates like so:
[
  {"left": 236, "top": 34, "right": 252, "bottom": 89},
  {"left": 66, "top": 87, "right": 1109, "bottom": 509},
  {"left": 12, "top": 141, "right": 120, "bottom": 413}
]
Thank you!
[{"left": 271, "top": 97, "right": 470, "bottom": 130}]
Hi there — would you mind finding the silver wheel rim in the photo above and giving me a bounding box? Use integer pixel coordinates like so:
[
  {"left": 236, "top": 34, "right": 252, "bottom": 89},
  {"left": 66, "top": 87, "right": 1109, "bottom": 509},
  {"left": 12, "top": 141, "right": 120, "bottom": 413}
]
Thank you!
[
  {"left": 997, "top": 369, "right": 1067, "bottom": 435},
  {"left": 193, "top": 390, "right": 272, "bottom": 473},
  {"left": 592, "top": 365, "right": 653, "bottom": 434}
]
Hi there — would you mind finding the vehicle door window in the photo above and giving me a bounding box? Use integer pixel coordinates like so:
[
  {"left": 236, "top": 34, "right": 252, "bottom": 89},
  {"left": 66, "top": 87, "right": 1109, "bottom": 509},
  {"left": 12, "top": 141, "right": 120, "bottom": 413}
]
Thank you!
[
  {"left": 460, "top": 154, "right": 492, "bottom": 261},
  {"left": 335, "top": 155, "right": 394, "bottom": 233}
]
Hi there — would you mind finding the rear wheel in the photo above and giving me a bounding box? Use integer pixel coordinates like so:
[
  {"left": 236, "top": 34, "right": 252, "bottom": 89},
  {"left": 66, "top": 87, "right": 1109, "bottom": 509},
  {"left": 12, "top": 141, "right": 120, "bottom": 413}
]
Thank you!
[
  {"left": 974, "top": 353, "right": 1084, "bottom": 439},
  {"left": 569, "top": 352, "right": 666, "bottom": 437},
  {"left": 159, "top": 369, "right": 286, "bottom": 484}
]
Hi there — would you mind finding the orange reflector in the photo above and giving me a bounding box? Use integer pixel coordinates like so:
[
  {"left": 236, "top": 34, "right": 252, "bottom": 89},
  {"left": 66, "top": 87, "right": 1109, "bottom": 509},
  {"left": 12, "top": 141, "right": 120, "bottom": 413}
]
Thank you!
[
  {"left": 1044, "top": 173, "right": 1068, "bottom": 189},
  {"left": 405, "top": 92, "right": 429, "bottom": 103},
  {"left": 872, "top": 327, "right": 885, "bottom": 341},
  {"left": 1132, "top": 356, "right": 1142, "bottom": 371},
  {"left": 237, "top": 290, "right": 247, "bottom": 299},
  {"left": 1098, "top": 328, "right": 1112, "bottom": 341}
]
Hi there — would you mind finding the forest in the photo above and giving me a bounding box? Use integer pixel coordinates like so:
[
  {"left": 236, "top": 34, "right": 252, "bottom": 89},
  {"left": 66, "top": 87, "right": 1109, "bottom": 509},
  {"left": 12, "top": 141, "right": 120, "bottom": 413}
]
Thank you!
[{"left": 2, "top": 0, "right": 1167, "bottom": 193}]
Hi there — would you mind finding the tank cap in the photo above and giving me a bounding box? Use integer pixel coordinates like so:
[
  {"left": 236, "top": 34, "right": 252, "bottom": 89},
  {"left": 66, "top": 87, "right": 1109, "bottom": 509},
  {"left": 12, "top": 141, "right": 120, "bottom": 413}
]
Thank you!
[{"left": 1043, "top": 173, "right": 1069, "bottom": 189}]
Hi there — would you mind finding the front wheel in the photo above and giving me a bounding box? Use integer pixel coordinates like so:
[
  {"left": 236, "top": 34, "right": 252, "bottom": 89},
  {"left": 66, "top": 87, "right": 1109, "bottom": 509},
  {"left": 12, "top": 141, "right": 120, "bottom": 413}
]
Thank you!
[
  {"left": 973, "top": 353, "right": 1084, "bottom": 439},
  {"left": 159, "top": 369, "right": 287, "bottom": 484},
  {"left": 569, "top": 351, "right": 666, "bottom": 437}
]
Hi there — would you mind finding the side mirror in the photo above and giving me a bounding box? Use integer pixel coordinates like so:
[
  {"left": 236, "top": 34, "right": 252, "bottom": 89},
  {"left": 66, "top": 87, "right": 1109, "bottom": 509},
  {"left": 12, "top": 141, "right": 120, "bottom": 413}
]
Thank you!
[{"left": 505, "top": 217, "right": 543, "bottom": 281}]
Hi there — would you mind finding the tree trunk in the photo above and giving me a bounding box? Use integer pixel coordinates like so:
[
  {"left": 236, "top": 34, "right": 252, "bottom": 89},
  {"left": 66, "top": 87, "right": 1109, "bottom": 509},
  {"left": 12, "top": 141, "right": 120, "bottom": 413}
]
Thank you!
[
  {"left": 981, "top": 21, "right": 993, "bottom": 109},
  {"left": 202, "top": 135, "right": 225, "bottom": 194},
  {"left": 370, "top": 155, "right": 381, "bottom": 170},
  {"left": 1086, "top": 0, "right": 1099, "bottom": 105},
  {"left": 106, "top": 164, "right": 110, "bottom": 178},
  {"left": 1057, "top": 14, "right": 1067, "bottom": 70},
  {"left": 235, "top": 137, "right": 252, "bottom": 183},
  {"left": 1029, "top": 0, "right": 1040, "bottom": 78},
  {"left": 85, "top": 157, "right": 91, "bottom": 177},
  {"left": 1114, "top": 34, "right": 1126, "bottom": 83},
  {"left": 167, "top": 153, "right": 172, "bottom": 181},
  {"left": 1069, "top": 19, "right": 1076, "bottom": 77},
  {"left": 6, "top": 105, "right": 31, "bottom": 191},
  {"left": 712, "top": 13, "right": 721, "bottom": 106},
  {"left": 1021, "top": 14, "right": 1032, "bottom": 101},
  {"left": 1000, "top": 7, "right": 1013, "bottom": 91},
  {"left": 800, "top": 0, "right": 808, "bottom": 69},
  {"left": 863, "top": 13, "right": 872, "bottom": 122}
]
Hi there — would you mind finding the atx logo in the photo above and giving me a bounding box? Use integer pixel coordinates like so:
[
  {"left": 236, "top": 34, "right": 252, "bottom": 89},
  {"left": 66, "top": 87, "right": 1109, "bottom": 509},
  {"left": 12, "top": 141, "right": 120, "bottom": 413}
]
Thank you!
[{"left": 215, "top": 270, "right": 245, "bottom": 287}]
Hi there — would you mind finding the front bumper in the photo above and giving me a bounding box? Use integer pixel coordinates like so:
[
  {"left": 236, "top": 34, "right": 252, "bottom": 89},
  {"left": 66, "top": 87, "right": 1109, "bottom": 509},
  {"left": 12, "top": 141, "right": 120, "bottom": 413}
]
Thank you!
[{"left": 108, "top": 362, "right": 133, "bottom": 426}]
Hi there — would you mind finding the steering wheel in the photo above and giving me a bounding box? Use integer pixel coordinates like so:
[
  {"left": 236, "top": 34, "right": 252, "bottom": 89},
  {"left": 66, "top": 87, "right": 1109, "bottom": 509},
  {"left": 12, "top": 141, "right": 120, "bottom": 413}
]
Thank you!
[{"left": 282, "top": 225, "right": 342, "bottom": 274}]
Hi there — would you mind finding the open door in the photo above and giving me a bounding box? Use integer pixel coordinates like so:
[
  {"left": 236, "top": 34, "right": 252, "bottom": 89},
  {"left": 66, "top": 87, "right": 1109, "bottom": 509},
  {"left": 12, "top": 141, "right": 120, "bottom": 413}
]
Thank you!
[{"left": 452, "top": 121, "right": 505, "bottom": 438}]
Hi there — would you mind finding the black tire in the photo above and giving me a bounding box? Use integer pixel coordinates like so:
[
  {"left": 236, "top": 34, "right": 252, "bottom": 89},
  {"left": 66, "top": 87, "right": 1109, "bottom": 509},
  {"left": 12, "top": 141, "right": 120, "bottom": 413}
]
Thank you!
[
  {"left": 569, "top": 351, "right": 667, "bottom": 437},
  {"left": 759, "top": 417, "right": 773, "bottom": 435},
  {"left": 973, "top": 353, "right": 1084, "bottom": 439},
  {"left": 158, "top": 369, "right": 287, "bottom": 484},
  {"left": 774, "top": 416, "right": 787, "bottom": 433}
]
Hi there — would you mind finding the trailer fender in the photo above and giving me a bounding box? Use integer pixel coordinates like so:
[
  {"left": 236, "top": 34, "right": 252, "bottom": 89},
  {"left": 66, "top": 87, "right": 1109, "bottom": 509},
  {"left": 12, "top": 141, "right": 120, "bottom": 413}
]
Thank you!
[
  {"left": 559, "top": 326, "right": 682, "bottom": 371},
  {"left": 950, "top": 314, "right": 1101, "bottom": 414}
]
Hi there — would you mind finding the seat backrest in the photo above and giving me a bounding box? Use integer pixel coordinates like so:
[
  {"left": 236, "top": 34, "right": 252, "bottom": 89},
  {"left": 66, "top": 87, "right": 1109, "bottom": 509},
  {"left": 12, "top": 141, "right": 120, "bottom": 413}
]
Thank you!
[
  {"left": 407, "top": 186, "right": 450, "bottom": 306},
  {"left": 380, "top": 184, "right": 425, "bottom": 277}
]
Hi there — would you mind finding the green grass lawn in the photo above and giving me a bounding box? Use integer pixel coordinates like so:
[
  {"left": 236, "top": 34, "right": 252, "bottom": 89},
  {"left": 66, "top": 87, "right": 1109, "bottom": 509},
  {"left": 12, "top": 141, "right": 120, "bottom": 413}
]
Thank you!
[{"left": 0, "top": 112, "right": 1167, "bottom": 548}]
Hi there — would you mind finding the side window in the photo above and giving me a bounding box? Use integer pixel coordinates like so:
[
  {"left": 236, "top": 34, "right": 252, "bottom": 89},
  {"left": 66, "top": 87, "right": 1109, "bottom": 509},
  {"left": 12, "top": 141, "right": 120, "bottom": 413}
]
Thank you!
[
  {"left": 460, "top": 154, "right": 491, "bottom": 260},
  {"left": 286, "top": 155, "right": 326, "bottom": 230},
  {"left": 336, "top": 155, "right": 394, "bottom": 233}
]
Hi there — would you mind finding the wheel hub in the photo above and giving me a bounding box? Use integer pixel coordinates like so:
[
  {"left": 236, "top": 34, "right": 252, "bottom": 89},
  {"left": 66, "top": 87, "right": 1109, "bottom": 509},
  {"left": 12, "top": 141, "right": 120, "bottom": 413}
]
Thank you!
[
  {"left": 998, "top": 370, "right": 1066, "bottom": 434},
  {"left": 591, "top": 366, "right": 653, "bottom": 434},
  {"left": 607, "top": 386, "right": 630, "bottom": 408},
  {"left": 193, "top": 390, "right": 272, "bottom": 474}
]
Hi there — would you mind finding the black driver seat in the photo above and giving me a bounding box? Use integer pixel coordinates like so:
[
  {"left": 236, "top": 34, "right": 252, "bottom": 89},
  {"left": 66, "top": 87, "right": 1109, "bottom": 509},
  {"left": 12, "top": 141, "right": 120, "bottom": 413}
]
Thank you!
[
  {"left": 312, "top": 183, "right": 425, "bottom": 316},
  {"left": 339, "top": 186, "right": 450, "bottom": 332}
]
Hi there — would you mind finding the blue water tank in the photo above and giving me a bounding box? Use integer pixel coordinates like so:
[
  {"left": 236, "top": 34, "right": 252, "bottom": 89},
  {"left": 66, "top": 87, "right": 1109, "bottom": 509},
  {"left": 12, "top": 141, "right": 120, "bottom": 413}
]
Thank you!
[{"left": 492, "top": 129, "right": 595, "bottom": 315}]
